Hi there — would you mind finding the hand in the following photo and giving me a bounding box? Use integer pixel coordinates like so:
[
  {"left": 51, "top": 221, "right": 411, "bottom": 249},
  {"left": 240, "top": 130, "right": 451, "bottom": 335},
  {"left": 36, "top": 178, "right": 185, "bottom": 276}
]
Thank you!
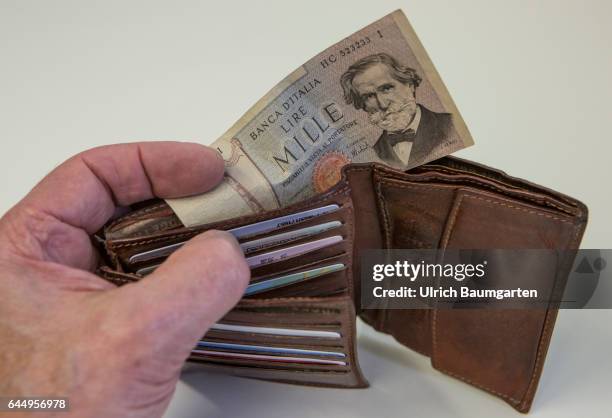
[{"left": 0, "top": 142, "right": 250, "bottom": 417}]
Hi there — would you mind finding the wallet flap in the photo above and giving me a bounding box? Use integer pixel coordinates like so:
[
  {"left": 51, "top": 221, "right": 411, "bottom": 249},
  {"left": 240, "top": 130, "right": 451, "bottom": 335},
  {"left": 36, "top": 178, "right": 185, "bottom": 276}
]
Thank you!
[
  {"left": 431, "top": 187, "right": 586, "bottom": 412},
  {"left": 355, "top": 160, "right": 587, "bottom": 412}
]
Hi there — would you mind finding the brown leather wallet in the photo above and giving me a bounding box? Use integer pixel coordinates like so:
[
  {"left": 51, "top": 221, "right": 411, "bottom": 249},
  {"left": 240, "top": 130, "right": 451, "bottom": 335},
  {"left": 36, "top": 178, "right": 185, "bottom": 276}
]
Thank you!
[{"left": 96, "top": 156, "right": 588, "bottom": 413}]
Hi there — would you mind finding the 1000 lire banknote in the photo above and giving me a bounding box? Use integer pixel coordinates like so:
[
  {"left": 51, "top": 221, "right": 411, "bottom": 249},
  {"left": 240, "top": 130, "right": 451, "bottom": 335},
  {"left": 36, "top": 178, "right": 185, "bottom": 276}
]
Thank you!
[{"left": 167, "top": 10, "right": 474, "bottom": 227}]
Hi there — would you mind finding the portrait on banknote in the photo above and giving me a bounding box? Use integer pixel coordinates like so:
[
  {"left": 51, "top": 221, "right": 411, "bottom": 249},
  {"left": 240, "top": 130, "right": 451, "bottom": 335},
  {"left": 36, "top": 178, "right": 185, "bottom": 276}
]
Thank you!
[{"left": 340, "top": 53, "right": 453, "bottom": 169}]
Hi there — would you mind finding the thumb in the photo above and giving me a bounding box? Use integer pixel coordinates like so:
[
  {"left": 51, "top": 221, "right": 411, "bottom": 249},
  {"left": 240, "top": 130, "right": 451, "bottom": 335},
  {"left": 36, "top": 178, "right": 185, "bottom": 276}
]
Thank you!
[{"left": 111, "top": 230, "right": 250, "bottom": 356}]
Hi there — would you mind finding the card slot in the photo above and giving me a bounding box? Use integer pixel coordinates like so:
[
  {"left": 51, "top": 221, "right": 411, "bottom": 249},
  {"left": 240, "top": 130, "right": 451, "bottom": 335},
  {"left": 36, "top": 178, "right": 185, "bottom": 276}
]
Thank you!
[
  {"left": 227, "top": 305, "right": 347, "bottom": 322},
  {"left": 222, "top": 310, "right": 346, "bottom": 328},
  {"left": 106, "top": 182, "right": 351, "bottom": 241},
  {"left": 235, "top": 206, "right": 349, "bottom": 244},
  {"left": 250, "top": 252, "right": 349, "bottom": 283},
  {"left": 193, "top": 341, "right": 346, "bottom": 359},
  {"left": 202, "top": 329, "right": 346, "bottom": 349},
  {"left": 246, "top": 235, "right": 344, "bottom": 269},
  {"left": 217, "top": 317, "right": 344, "bottom": 330},
  {"left": 185, "top": 359, "right": 367, "bottom": 388},
  {"left": 222, "top": 296, "right": 352, "bottom": 327},
  {"left": 216, "top": 300, "right": 353, "bottom": 352},
  {"left": 113, "top": 204, "right": 350, "bottom": 269},
  {"left": 211, "top": 319, "right": 343, "bottom": 333},
  {"left": 247, "top": 270, "right": 348, "bottom": 299},
  {"left": 233, "top": 205, "right": 347, "bottom": 241},
  {"left": 243, "top": 222, "right": 347, "bottom": 258},
  {"left": 247, "top": 262, "right": 345, "bottom": 291},
  {"left": 249, "top": 243, "right": 347, "bottom": 278},
  {"left": 188, "top": 295, "right": 367, "bottom": 387},
  {"left": 191, "top": 351, "right": 347, "bottom": 367},
  {"left": 188, "top": 354, "right": 350, "bottom": 372},
  {"left": 129, "top": 234, "right": 347, "bottom": 276},
  {"left": 193, "top": 309, "right": 352, "bottom": 370}
]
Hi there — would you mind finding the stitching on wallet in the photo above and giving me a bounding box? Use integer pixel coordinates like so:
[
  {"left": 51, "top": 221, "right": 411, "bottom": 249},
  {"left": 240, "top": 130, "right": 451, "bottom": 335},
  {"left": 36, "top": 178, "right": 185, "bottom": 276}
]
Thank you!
[
  {"left": 374, "top": 178, "right": 392, "bottom": 325},
  {"left": 519, "top": 223, "right": 583, "bottom": 409},
  {"left": 463, "top": 194, "right": 573, "bottom": 224},
  {"left": 438, "top": 368, "right": 520, "bottom": 404},
  {"left": 440, "top": 194, "right": 463, "bottom": 250},
  {"left": 431, "top": 192, "right": 521, "bottom": 404},
  {"left": 238, "top": 296, "right": 348, "bottom": 305},
  {"left": 109, "top": 231, "right": 203, "bottom": 249},
  {"left": 431, "top": 190, "right": 580, "bottom": 406},
  {"left": 344, "top": 166, "right": 374, "bottom": 175},
  {"left": 431, "top": 194, "right": 466, "bottom": 394},
  {"left": 343, "top": 202, "right": 356, "bottom": 301},
  {"left": 375, "top": 182, "right": 392, "bottom": 248},
  {"left": 343, "top": 297, "right": 365, "bottom": 382}
]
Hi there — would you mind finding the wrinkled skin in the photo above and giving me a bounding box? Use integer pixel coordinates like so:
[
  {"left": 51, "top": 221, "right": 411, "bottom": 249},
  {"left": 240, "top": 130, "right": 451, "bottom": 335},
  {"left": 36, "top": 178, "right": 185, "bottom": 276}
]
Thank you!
[{"left": 0, "top": 142, "right": 250, "bottom": 418}]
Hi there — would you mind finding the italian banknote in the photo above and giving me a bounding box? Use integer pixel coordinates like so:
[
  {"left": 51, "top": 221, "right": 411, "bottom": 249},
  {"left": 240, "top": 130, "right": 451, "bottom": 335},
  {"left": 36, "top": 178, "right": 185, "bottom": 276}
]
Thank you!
[{"left": 167, "top": 9, "right": 474, "bottom": 227}]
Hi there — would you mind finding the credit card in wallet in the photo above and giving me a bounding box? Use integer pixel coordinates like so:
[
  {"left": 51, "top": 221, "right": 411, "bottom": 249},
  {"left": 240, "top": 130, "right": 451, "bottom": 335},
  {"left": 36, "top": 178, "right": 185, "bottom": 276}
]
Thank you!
[
  {"left": 245, "top": 263, "right": 345, "bottom": 296},
  {"left": 190, "top": 350, "right": 347, "bottom": 366},
  {"left": 246, "top": 235, "right": 342, "bottom": 268},
  {"left": 241, "top": 220, "right": 341, "bottom": 255},
  {"left": 129, "top": 204, "right": 340, "bottom": 264},
  {"left": 135, "top": 235, "right": 343, "bottom": 275},
  {"left": 209, "top": 323, "right": 341, "bottom": 339},
  {"left": 196, "top": 341, "right": 345, "bottom": 358},
  {"left": 229, "top": 204, "right": 340, "bottom": 239}
]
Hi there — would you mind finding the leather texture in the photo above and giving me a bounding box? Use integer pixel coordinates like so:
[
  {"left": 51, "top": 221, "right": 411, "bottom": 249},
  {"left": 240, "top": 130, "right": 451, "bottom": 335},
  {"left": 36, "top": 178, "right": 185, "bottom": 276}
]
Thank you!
[{"left": 96, "top": 156, "right": 588, "bottom": 413}]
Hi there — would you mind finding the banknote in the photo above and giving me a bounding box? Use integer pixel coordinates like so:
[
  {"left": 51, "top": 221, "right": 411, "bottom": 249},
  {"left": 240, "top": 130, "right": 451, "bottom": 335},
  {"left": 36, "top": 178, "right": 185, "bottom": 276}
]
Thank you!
[{"left": 167, "top": 9, "right": 473, "bottom": 227}]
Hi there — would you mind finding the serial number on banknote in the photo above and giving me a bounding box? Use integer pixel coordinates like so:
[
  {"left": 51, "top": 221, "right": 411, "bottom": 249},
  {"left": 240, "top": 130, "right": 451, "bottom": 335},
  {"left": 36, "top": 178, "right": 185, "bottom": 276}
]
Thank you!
[{"left": 338, "top": 36, "right": 372, "bottom": 57}]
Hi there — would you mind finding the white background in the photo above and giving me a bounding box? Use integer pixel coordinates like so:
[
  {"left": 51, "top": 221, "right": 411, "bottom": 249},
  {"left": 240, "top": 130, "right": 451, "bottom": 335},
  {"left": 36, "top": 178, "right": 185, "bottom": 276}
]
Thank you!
[{"left": 1, "top": 1, "right": 610, "bottom": 417}]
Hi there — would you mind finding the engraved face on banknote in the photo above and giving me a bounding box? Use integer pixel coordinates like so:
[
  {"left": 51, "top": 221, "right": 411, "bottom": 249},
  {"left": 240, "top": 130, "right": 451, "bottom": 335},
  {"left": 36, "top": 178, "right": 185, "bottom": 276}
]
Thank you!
[
  {"left": 167, "top": 10, "right": 474, "bottom": 227},
  {"left": 340, "top": 53, "right": 453, "bottom": 169}
]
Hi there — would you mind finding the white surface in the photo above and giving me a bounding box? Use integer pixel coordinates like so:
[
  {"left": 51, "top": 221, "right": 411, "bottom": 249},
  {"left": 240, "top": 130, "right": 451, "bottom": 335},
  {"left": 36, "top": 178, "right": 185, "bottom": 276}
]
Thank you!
[{"left": 1, "top": 1, "right": 610, "bottom": 417}]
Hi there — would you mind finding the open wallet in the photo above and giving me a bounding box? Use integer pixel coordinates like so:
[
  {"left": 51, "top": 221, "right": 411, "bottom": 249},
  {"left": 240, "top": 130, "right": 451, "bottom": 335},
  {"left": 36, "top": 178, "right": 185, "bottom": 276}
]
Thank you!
[{"left": 95, "top": 156, "right": 588, "bottom": 413}]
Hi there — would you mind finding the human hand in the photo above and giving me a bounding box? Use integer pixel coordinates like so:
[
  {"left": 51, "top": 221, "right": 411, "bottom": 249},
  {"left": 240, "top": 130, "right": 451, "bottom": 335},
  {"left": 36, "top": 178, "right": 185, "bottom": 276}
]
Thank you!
[{"left": 0, "top": 142, "right": 250, "bottom": 417}]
